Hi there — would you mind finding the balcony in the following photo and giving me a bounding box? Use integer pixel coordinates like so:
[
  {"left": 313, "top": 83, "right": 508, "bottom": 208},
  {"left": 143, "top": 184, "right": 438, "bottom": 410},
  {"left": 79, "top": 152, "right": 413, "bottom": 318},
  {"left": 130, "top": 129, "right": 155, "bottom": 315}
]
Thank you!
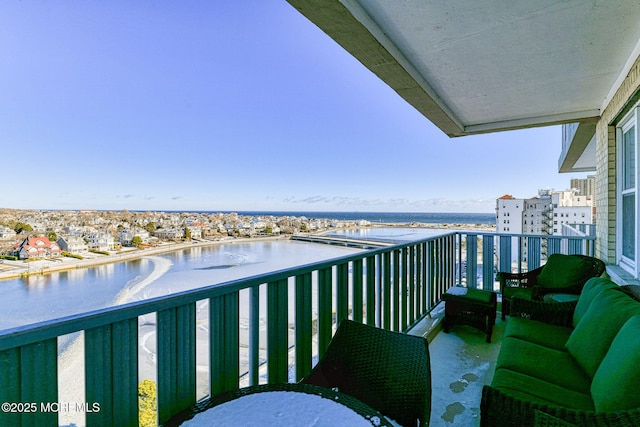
[
  {"left": 0, "top": 231, "right": 596, "bottom": 427},
  {"left": 558, "top": 121, "right": 598, "bottom": 173}
]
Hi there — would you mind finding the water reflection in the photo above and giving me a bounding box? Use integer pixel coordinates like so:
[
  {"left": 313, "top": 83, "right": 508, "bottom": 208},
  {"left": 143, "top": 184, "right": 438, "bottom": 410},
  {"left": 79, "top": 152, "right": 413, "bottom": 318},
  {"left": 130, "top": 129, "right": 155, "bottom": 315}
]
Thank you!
[{"left": 0, "top": 241, "right": 361, "bottom": 331}]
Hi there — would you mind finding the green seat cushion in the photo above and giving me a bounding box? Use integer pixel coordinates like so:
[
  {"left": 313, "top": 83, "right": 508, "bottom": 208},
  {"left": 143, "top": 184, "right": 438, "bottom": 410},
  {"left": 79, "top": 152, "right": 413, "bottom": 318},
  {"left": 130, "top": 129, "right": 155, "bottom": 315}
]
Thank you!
[
  {"left": 573, "top": 277, "right": 622, "bottom": 327},
  {"left": 444, "top": 287, "right": 495, "bottom": 304},
  {"left": 503, "top": 286, "right": 534, "bottom": 301},
  {"left": 497, "top": 337, "right": 591, "bottom": 393},
  {"left": 566, "top": 289, "right": 640, "bottom": 378},
  {"left": 536, "top": 254, "right": 595, "bottom": 290},
  {"left": 503, "top": 317, "right": 572, "bottom": 351},
  {"left": 492, "top": 368, "right": 594, "bottom": 411},
  {"left": 591, "top": 315, "right": 640, "bottom": 412}
]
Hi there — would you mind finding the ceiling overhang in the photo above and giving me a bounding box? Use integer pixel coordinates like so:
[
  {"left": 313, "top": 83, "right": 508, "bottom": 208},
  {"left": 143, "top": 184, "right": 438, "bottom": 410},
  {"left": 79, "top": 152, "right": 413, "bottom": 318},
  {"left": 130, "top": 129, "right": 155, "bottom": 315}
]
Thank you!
[{"left": 286, "top": 0, "right": 640, "bottom": 138}]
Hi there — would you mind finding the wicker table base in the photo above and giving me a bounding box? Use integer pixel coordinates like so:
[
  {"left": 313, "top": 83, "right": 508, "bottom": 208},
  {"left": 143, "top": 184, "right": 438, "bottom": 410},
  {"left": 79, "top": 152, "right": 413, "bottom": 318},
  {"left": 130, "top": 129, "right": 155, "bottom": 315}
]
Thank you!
[{"left": 442, "top": 287, "right": 497, "bottom": 343}]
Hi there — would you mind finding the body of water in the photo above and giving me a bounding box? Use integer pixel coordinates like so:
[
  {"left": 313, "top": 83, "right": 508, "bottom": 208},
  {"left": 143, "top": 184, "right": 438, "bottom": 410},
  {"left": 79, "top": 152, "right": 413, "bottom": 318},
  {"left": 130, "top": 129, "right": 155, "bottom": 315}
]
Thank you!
[
  {"left": 0, "top": 212, "right": 494, "bottom": 331},
  {"left": 227, "top": 211, "right": 496, "bottom": 225},
  {"left": 0, "top": 241, "right": 362, "bottom": 331}
]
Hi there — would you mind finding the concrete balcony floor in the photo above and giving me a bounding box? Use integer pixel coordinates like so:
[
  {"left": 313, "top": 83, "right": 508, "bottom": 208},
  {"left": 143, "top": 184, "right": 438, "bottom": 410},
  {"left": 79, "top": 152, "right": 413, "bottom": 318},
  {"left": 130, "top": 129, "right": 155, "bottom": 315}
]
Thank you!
[{"left": 409, "top": 304, "right": 505, "bottom": 427}]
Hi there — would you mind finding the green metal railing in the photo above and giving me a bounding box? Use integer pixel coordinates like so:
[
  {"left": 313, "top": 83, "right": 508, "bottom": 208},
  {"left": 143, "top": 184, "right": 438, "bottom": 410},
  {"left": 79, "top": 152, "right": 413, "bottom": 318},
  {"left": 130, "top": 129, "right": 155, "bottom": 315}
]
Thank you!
[{"left": 0, "top": 231, "right": 595, "bottom": 426}]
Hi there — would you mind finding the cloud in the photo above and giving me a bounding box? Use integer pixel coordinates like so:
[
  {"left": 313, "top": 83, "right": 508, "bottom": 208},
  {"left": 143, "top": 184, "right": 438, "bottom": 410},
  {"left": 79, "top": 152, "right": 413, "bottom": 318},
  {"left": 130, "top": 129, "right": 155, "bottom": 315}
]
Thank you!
[{"left": 171, "top": 196, "right": 183, "bottom": 200}]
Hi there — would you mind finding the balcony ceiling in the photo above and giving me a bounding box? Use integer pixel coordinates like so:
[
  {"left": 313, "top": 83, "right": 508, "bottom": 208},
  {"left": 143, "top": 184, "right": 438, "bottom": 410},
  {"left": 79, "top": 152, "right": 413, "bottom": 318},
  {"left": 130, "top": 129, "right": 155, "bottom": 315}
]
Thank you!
[{"left": 286, "top": 0, "right": 640, "bottom": 137}]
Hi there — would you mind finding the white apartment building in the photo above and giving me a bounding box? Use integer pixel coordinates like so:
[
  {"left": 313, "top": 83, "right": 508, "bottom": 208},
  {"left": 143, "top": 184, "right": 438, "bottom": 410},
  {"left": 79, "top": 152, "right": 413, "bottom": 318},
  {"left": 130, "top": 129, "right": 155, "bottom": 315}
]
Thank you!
[
  {"left": 551, "top": 190, "right": 593, "bottom": 235},
  {"left": 497, "top": 189, "right": 594, "bottom": 265},
  {"left": 523, "top": 190, "right": 554, "bottom": 235},
  {"left": 496, "top": 195, "right": 523, "bottom": 234},
  {"left": 497, "top": 189, "right": 593, "bottom": 237}
]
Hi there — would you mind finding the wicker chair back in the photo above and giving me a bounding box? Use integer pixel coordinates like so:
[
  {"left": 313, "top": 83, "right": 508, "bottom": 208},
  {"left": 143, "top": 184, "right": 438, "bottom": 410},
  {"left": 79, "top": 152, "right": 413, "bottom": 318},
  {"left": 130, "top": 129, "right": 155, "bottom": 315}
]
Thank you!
[{"left": 301, "top": 319, "right": 431, "bottom": 427}]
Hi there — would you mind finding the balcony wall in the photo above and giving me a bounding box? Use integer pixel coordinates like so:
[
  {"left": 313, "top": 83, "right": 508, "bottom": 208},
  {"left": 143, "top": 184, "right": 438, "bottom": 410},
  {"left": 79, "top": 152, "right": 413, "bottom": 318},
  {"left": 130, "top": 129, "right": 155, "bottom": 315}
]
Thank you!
[
  {"left": 558, "top": 121, "right": 598, "bottom": 173},
  {"left": 0, "top": 231, "right": 596, "bottom": 427}
]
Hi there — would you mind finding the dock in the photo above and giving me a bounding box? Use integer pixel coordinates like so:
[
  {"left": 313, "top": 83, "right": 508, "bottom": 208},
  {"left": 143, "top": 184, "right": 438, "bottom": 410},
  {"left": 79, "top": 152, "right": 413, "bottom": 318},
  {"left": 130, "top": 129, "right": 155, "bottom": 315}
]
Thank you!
[{"left": 290, "top": 235, "right": 392, "bottom": 249}]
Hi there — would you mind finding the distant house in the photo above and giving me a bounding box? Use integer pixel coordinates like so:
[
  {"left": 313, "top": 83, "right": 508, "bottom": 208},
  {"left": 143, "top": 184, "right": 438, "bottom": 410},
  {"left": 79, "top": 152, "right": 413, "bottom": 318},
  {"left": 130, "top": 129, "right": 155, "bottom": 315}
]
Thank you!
[
  {"left": 13, "top": 236, "right": 62, "bottom": 260},
  {"left": 186, "top": 226, "right": 202, "bottom": 240},
  {"left": 154, "top": 227, "right": 184, "bottom": 240},
  {"left": 118, "top": 228, "right": 150, "bottom": 246},
  {"left": 57, "top": 235, "right": 89, "bottom": 254},
  {"left": 0, "top": 226, "right": 17, "bottom": 241},
  {"left": 85, "top": 232, "right": 116, "bottom": 252}
]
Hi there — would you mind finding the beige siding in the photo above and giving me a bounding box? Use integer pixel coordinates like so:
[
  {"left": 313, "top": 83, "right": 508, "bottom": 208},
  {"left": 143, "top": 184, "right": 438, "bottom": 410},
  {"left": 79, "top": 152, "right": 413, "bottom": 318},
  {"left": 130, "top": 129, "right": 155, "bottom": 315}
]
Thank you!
[{"left": 596, "top": 54, "right": 640, "bottom": 264}]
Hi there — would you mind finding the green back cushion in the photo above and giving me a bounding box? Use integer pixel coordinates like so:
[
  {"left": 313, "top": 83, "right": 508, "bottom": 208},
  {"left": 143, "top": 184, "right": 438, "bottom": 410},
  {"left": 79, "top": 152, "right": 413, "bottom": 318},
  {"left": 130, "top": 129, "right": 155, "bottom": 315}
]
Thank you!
[
  {"left": 573, "top": 277, "right": 621, "bottom": 327},
  {"left": 536, "top": 254, "right": 595, "bottom": 289},
  {"left": 566, "top": 289, "right": 640, "bottom": 378},
  {"left": 591, "top": 315, "right": 640, "bottom": 412}
]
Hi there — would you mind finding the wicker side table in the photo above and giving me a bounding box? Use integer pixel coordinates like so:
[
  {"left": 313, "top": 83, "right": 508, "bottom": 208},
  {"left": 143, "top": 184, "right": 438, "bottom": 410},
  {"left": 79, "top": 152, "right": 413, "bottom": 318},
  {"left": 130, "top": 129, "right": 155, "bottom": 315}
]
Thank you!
[{"left": 442, "top": 287, "right": 497, "bottom": 343}]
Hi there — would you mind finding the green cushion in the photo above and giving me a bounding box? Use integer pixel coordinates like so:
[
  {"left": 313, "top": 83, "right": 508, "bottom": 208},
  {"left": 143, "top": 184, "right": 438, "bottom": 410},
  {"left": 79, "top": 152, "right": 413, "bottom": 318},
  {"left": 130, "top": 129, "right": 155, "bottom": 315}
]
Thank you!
[
  {"left": 503, "top": 286, "right": 534, "bottom": 301},
  {"left": 573, "top": 277, "right": 622, "bottom": 327},
  {"left": 503, "top": 317, "right": 572, "bottom": 351},
  {"left": 497, "top": 337, "right": 591, "bottom": 393},
  {"left": 566, "top": 289, "right": 640, "bottom": 378},
  {"left": 591, "top": 315, "right": 640, "bottom": 412},
  {"left": 492, "top": 368, "right": 594, "bottom": 411},
  {"left": 536, "top": 254, "right": 595, "bottom": 290}
]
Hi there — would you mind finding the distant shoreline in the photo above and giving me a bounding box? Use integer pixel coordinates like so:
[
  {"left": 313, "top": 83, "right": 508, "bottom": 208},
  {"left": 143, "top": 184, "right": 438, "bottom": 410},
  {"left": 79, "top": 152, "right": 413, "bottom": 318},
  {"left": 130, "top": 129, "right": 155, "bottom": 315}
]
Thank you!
[
  {"left": 0, "top": 222, "right": 495, "bottom": 281},
  {"left": 0, "top": 236, "right": 287, "bottom": 281}
]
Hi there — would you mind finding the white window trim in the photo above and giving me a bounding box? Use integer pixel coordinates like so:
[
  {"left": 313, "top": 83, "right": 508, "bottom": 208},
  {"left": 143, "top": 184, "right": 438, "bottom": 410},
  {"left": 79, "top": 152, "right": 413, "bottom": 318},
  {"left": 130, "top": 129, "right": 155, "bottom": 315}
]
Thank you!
[{"left": 617, "top": 105, "right": 640, "bottom": 276}]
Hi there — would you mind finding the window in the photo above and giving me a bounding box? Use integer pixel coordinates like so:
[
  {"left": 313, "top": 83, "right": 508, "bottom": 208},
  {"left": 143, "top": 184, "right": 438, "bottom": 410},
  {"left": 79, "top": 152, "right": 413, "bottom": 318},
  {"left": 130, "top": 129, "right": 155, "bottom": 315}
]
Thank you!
[{"left": 618, "top": 108, "right": 639, "bottom": 275}]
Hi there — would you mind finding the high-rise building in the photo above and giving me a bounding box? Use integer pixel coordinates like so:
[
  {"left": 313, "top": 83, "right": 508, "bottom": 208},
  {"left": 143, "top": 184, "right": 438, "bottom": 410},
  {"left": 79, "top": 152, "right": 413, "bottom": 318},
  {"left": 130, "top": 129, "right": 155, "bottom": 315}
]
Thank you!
[
  {"left": 570, "top": 175, "right": 596, "bottom": 199},
  {"left": 496, "top": 188, "right": 594, "bottom": 265}
]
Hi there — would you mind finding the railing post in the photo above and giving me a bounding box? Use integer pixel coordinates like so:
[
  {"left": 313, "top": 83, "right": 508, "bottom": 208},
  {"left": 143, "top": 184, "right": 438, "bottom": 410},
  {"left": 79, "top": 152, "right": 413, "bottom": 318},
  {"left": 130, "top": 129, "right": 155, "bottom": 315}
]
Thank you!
[
  {"left": 295, "top": 273, "right": 312, "bottom": 381},
  {"left": 466, "top": 234, "right": 478, "bottom": 289},
  {"left": 528, "top": 237, "right": 542, "bottom": 270},
  {"left": 548, "top": 236, "right": 562, "bottom": 255},
  {"left": 317, "top": 267, "right": 333, "bottom": 357},
  {"left": 157, "top": 303, "right": 196, "bottom": 425},
  {"left": 427, "top": 240, "right": 436, "bottom": 307},
  {"left": 248, "top": 286, "right": 260, "bottom": 386},
  {"left": 352, "top": 259, "right": 364, "bottom": 323},
  {"left": 446, "top": 234, "right": 456, "bottom": 290},
  {"left": 337, "top": 263, "right": 349, "bottom": 323},
  {"left": 210, "top": 292, "right": 240, "bottom": 395},
  {"left": 568, "top": 237, "right": 582, "bottom": 254},
  {"left": 365, "top": 255, "right": 376, "bottom": 326},
  {"left": 85, "top": 319, "right": 138, "bottom": 427},
  {"left": 382, "top": 251, "right": 392, "bottom": 330},
  {"left": 482, "top": 234, "right": 495, "bottom": 291},
  {"left": 393, "top": 250, "right": 401, "bottom": 331},
  {"left": 0, "top": 340, "right": 58, "bottom": 427},
  {"left": 408, "top": 245, "right": 416, "bottom": 327},
  {"left": 498, "top": 235, "right": 512, "bottom": 274},
  {"left": 267, "top": 279, "right": 289, "bottom": 384},
  {"left": 420, "top": 242, "right": 428, "bottom": 314}
]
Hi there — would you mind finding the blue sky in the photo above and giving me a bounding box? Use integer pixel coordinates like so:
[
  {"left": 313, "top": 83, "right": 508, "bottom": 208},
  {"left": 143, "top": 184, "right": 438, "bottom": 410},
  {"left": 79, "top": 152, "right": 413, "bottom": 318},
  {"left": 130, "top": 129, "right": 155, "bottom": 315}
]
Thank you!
[{"left": 1, "top": 1, "right": 587, "bottom": 213}]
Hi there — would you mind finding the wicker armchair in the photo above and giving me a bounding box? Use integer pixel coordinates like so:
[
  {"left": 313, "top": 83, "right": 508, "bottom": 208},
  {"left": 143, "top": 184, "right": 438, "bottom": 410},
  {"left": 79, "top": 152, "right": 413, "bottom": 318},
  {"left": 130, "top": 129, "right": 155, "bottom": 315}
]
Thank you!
[
  {"left": 300, "top": 319, "right": 431, "bottom": 427},
  {"left": 498, "top": 254, "right": 605, "bottom": 320}
]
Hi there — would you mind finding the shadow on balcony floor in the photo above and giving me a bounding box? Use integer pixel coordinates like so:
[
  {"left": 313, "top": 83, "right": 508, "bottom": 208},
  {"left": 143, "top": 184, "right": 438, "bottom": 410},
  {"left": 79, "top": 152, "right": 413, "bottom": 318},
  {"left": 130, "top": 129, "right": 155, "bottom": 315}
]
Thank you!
[{"left": 409, "top": 303, "right": 504, "bottom": 427}]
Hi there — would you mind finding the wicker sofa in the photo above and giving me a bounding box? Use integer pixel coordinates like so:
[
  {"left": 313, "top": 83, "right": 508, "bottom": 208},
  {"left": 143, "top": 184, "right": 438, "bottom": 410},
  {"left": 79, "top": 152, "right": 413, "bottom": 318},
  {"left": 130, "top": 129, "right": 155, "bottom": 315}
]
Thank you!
[{"left": 481, "top": 277, "right": 640, "bottom": 427}]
